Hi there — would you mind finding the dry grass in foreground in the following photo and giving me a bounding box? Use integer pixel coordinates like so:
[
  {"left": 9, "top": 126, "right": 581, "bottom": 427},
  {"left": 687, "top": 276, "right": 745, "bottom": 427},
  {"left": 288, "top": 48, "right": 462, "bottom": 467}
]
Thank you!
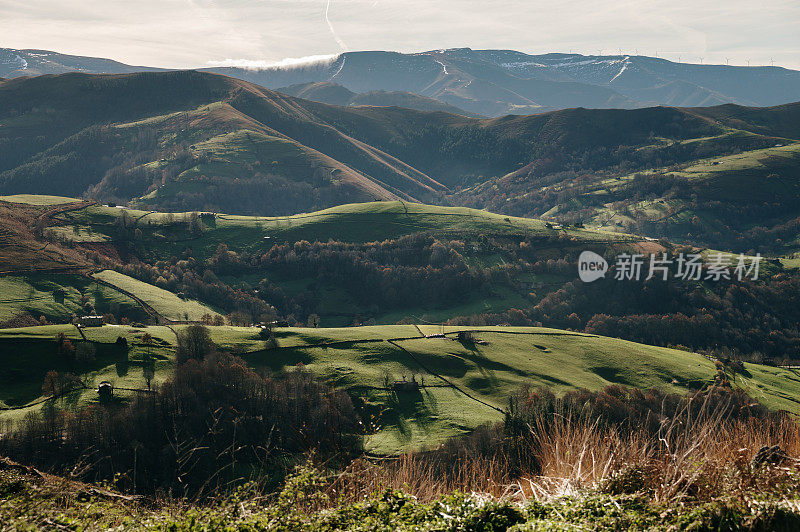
[
  {"left": 329, "top": 386, "right": 800, "bottom": 507},
  {"left": 3, "top": 384, "right": 800, "bottom": 530}
]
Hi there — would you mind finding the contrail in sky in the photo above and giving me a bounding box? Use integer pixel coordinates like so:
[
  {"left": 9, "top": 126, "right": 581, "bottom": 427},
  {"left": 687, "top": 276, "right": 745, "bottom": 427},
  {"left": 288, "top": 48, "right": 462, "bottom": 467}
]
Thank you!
[{"left": 324, "top": 0, "right": 349, "bottom": 51}]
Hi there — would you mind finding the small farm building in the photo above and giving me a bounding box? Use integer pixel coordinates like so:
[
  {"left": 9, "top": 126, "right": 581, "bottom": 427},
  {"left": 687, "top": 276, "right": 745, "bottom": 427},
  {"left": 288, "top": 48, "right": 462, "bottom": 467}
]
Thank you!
[{"left": 80, "top": 315, "right": 104, "bottom": 327}]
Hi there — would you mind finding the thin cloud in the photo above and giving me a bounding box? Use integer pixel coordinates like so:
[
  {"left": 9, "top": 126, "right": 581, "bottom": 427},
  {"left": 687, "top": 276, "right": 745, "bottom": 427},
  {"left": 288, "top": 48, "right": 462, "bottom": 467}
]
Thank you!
[{"left": 207, "top": 54, "right": 340, "bottom": 70}]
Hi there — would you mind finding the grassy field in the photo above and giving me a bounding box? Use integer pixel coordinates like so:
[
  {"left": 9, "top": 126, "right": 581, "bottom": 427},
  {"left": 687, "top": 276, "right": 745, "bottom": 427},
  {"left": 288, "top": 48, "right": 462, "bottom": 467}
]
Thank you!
[
  {"left": 0, "top": 274, "right": 147, "bottom": 323},
  {"left": 675, "top": 143, "right": 800, "bottom": 179},
  {"left": 0, "top": 270, "right": 219, "bottom": 325},
  {"left": 0, "top": 194, "right": 79, "bottom": 205},
  {"left": 522, "top": 141, "right": 800, "bottom": 250},
  {"left": 45, "top": 224, "right": 111, "bottom": 243},
  {"left": 2, "top": 323, "right": 798, "bottom": 454},
  {"left": 2, "top": 196, "right": 660, "bottom": 332},
  {"left": 92, "top": 270, "right": 221, "bottom": 322},
  {"left": 54, "top": 200, "right": 636, "bottom": 257}
]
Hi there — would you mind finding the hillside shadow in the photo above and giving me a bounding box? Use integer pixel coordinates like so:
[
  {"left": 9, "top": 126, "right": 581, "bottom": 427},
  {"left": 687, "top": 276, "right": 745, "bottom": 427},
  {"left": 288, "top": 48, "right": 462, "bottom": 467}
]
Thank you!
[
  {"left": 244, "top": 348, "right": 314, "bottom": 372},
  {"left": 364, "top": 345, "right": 465, "bottom": 376},
  {"left": 457, "top": 345, "right": 572, "bottom": 390},
  {"left": 460, "top": 344, "right": 501, "bottom": 391},
  {"left": 0, "top": 339, "right": 127, "bottom": 406},
  {"left": 382, "top": 387, "right": 437, "bottom": 442},
  {"left": 591, "top": 365, "right": 634, "bottom": 386}
]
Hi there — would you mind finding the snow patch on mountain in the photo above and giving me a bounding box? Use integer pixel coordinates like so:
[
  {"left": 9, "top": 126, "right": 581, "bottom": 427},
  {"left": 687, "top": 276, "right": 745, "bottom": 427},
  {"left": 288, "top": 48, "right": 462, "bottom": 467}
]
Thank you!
[
  {"left": 329, "top": 55, "right": 346, "bottom": 80},
  {"left": 609, "top": 57, "right": 631, "bottom": 82},
  {"left": 433, "top": 58, "right": 448, "bottom": 75},
  {"left": 545, "top": 57, "right": 628, "bottom": 68},
  {"left": 0, "top": 51, "right": 27, "bottom": 71},
  {"left": 500, "top": 61, "right": 547, "bottom": 68}
]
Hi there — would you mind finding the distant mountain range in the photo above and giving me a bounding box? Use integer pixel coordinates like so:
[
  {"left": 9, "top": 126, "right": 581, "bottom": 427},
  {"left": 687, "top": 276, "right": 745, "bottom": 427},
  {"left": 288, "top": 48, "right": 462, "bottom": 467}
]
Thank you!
[
  {"left": 3, "top": 47, "right": 800, "bottom": 116},
  {"left": 0, "top": 48, "right": 162, "bottom": 77}
]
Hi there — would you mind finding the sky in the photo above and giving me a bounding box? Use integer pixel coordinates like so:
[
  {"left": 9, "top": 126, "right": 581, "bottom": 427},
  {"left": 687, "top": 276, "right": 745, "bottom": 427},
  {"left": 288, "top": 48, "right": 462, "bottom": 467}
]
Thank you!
[{"left": 0, "top": 0, "right": 798, "bottom": 69}]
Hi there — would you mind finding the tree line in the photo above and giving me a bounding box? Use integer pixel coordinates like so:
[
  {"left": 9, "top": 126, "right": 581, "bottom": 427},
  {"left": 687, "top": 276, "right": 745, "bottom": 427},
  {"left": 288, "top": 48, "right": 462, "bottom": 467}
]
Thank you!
[{"left": 0, "top": 326, "right": 361, "bottom": 497}]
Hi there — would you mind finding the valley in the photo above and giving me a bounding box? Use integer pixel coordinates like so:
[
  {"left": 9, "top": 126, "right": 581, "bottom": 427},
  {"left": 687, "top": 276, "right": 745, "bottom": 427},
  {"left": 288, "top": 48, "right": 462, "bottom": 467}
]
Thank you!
[
  {"left": 3, "top": 193, "right": 800, "bottom": 459},
  {"left": 1, "top": 70, "right": 799, "bottom": 256},
  {"left": 1, "top": 44, "right": 800, "bottom": 528}
]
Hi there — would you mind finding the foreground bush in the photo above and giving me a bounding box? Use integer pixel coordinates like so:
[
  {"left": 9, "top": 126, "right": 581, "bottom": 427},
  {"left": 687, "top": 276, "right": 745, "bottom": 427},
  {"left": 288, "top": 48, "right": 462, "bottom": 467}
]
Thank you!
[
  {"left": 318, "top": 385, "right": 800, "bottom": 506},
  {"left": 0, "top": 353, "right": 362, "bottom": 497},
  {"left": 2, "top": 459, "right": 800, "bottom": 531},
  {"left": 3, "top": 380, "right": 800, "bottom": 529}
]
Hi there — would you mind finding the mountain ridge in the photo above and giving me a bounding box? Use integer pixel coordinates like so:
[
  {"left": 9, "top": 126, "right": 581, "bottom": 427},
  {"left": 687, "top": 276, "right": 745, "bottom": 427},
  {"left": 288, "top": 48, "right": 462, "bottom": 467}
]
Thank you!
[
  {"left": 3, "top": 46, "right": 800, "bottom": 116},
  {"left": 276, "top": 81, "right": 481, "bottom": 116},
  {"left": 205, "top": 49, "right": 800, "bottom": 116},
  {"left": 0, "top": 47, "right": 164, "bottom": 77},
  {"left": 1, "top": 69, "right": 800, "bottom": 254},
  {"left": 0, "top": 71, "right": 447, "bottom": 213}
]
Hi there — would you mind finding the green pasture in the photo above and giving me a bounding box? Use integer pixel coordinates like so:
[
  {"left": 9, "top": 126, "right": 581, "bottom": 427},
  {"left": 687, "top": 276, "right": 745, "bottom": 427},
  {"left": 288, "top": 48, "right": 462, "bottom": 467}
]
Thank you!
[
  {"left": 92, "top": 270, "right": 220, "bottom": 322},
  {"left": 0, "top": 274, "right": 147, "bottom": 323},
  {"left": 54, "top": 200, "right": 635, "bottom": 255},
  {"left": 0, "top": 194, "right": 79, "bottom": 205},
  {"left": 2, "top": 324, "right": 798, "bottom": 454}
]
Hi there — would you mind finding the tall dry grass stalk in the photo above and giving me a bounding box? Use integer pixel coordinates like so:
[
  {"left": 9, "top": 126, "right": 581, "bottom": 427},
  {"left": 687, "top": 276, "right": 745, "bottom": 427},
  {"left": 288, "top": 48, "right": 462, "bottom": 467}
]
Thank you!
[
  {"left": 329, "top": 393, "right": 800, "bottom": 505},
  {"left": 330, "top": 452, "right": 515, "bottom": 503},
  {"left": 516, "top": 394, "right": 800, "bottom": 503}
]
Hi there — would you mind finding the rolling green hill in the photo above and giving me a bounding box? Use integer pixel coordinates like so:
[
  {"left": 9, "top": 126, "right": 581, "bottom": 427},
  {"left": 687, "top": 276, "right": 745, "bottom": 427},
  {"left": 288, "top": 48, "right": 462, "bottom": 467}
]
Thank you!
[
  {"left": 2, "top": 323, "right": 798, "bottom": 454},
  {"left": 0, "top": 274, "right": 146, "bottom": 324},
  {"left": 0, "top": 269, "right": 219, "bottom": 328},
  {"left": 1, "top": 70, "right": 799, "bottom": 254},
  {"left": 5, "top": 194, "right": 798, "bottom": 364},
  {"left": 3, "top": 195, "right": 800, "bottom": 456},
  {"left": 92, "top": 270, "right": 221, "bottom": 322},
  {"left": 0, "top": 71, "right": 445, "bottom": 214},
  {"left": 479, "top": 139, "right": 800, "bottom": 254},
  {"left": 39, "top": 198, "right": 646, "bottom": 328},
  {"left": 51, "top": 199, "right": 634, "bottom": 252},
  {"left": 0, "top": 197, "right": 222, "bottom": 325}
]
